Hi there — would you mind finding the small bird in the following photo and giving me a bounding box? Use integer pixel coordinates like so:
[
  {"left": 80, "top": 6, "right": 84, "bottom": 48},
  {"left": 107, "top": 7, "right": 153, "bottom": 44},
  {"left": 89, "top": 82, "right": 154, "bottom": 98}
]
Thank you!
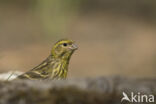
[{"left": 16, "top": 39, "right": 78, "bottom": 80}]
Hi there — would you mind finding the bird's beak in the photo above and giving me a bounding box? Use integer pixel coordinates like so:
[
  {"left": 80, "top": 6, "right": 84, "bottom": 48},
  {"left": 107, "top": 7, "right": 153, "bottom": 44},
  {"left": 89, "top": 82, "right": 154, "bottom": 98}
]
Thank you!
[{"left": 70, "top": 44, "right": 78, "bottom": 50}]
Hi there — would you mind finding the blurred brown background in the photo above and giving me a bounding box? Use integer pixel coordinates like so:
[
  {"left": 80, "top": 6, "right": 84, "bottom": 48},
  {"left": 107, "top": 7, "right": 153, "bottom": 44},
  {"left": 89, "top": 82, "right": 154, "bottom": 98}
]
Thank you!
[{"left": 0, "top": 0, "right": 155, "bottom": 78}]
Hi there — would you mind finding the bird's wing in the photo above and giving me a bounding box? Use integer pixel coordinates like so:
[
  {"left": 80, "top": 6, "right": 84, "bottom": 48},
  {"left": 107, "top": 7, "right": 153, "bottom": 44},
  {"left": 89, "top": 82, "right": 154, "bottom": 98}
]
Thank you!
[{"left": 17, "top": 71, "right": 48, "bottom": 80}]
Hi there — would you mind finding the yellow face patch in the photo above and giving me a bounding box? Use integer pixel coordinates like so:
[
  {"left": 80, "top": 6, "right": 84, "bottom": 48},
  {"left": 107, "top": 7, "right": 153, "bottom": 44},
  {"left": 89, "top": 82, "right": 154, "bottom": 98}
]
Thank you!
[{"left": 51, "top": 39, "right": 76, "bottom": 57}]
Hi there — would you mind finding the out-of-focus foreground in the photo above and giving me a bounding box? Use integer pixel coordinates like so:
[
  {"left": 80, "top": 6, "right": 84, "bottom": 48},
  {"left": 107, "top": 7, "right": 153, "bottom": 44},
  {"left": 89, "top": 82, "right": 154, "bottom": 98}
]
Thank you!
[
  {"left": 0, "top": 77, "right": 156, "bottom": 104},
  {"left": 0, "top": 0, "right": 156, "bottom": 78}
]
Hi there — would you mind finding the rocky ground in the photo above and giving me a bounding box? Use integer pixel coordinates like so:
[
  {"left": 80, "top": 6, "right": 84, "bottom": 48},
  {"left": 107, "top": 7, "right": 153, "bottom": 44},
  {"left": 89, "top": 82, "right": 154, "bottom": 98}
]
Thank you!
[{"left": 0, "top": 76, "right": 155, "bottom": 104}]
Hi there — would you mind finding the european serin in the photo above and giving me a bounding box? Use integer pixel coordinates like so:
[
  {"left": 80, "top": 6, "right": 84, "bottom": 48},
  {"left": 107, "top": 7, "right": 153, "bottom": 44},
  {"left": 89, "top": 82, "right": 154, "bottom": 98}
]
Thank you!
[{"left": 17, "top": 39, "right": 78, "bottom": 80}]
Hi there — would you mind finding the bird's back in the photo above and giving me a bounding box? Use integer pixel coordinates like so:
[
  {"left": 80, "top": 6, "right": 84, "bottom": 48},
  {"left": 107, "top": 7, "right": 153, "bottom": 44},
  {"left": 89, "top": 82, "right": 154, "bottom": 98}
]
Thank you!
[{"left": 17, "top": 55, "right": 68, "bottom": 80}]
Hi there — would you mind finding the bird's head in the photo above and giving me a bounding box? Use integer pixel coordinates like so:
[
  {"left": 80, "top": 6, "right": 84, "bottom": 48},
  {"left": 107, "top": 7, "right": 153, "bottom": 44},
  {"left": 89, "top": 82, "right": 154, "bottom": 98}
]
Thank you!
[{"left": 51, "top": 39, "right": 78, "bottom": 59}]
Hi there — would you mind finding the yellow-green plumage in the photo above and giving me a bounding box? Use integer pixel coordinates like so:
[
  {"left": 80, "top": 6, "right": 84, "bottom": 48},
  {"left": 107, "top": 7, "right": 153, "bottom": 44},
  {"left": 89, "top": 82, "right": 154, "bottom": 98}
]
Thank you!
[{"left": 17, "top": 39, "right": 78, "bottom": 80}]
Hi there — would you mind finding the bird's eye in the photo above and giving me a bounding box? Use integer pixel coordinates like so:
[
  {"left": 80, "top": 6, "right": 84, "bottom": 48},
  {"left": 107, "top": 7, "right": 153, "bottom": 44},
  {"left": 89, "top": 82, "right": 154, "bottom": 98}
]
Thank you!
[{"left": 63, "top": 43, "right": 67, "bottom": 47}]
